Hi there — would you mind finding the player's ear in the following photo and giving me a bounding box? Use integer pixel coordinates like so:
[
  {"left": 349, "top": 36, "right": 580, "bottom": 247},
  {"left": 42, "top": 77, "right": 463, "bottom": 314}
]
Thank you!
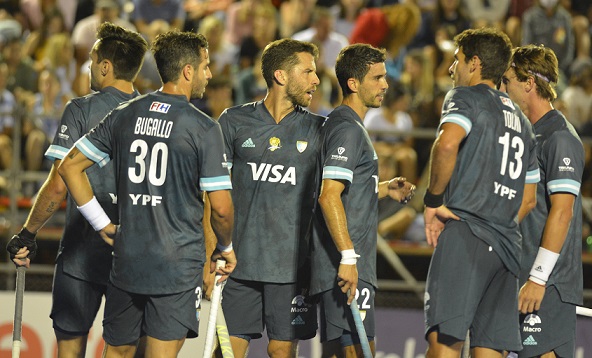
[
  {"left": 273, "top": 69, "right": 286, "bottom": 86},
  {"left": 100, "top": 59, "right": 111, "bottom": 77},
  {"left": 347, "top": 77, "right": 358, "bottom": 93},
  {"left": 182, "top": 63, "right": 193, "bottom": 81}
]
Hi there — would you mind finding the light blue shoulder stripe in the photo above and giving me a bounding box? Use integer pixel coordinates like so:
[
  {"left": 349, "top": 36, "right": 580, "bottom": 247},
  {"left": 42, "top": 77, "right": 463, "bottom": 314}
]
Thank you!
[
  {"left": 322, "top": 166, "right": 353, "bottom": 182},
  {"left": 525, "top": 169, "right": 540, "bottom": 184},
  {"left": 75, "top": 137, "right": 110, "bottom": 168},
  {"left": 45, "top": 144, "right": 69, "bottom": 160},
  {"left": 547, "top": 179, "right": 580, "bottom": 196},
  {"left": 200, "top": 175, "right": 233, "bottom": 191},
  {"left": 440, "top": 114, "right": 472, "bottom": 136}
]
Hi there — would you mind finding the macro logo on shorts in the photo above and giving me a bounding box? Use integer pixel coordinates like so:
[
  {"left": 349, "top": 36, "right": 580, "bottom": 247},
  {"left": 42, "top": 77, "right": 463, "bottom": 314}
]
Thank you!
[
  {"left": 268, "top": 137, "right": 281, "bottom": 151},
  {"left": 331, "top": 147, "right": 348, "bottom": 162},
  {"left": 58, "top": 125, "right": 69, "bottom": 140},
  {"left": 247, "top": 162, "right": 296, "bottom": 185},
  {"left": 149, "top": 101, "right": 171, "bottom": 114},
  {"left": 559, "top": 157, "right": 575, "bottom": 172},
  {"left": 522, "top": 314, "right": 542, "bottom": 333},
  {"left": 291, "top": 294, "right": 312, "bottom": 313}
]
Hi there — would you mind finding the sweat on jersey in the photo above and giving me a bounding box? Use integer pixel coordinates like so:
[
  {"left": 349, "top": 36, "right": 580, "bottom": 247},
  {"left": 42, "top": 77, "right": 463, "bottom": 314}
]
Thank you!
[
  {"left": 218, "top": 101, "right": 325, "bottom": 283},
  {"left": 439, "top": 84, "right": 540, "bottom": 277},
  {"left": 519, "top": 109, "right": 584, "bottom": 305},
  {"left": 74, "top": 91, "right": 232, "bottom": 295},
  {"left": 45, "top": 86, "right": 137, "bottom": 285}
]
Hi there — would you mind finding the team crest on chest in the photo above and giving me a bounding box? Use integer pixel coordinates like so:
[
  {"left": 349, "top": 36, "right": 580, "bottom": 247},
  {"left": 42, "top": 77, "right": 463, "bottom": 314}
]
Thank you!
[
  {"left": 269, "top": 137, "right": 281, "bottom": 151},
  {"left": 296, "top": 141, "right": 308, "bottom": 153}
]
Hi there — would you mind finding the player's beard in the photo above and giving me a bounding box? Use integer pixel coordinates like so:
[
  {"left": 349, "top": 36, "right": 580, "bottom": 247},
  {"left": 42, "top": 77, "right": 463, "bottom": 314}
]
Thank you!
[
  {"left": 89, "top": 69, "right": 100, "bottom": 92},
  {"left": 286, "top": 80, "right": 313, "bottom": 107}
]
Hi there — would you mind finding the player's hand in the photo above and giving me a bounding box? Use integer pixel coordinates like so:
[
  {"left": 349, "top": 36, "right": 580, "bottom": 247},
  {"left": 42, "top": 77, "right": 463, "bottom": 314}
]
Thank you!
[
  {"left": 387, "top": 177, "right": 416, "bottom": 203},
  {"left": 423, "top": 205, "right": 459, "bottom": 247},
  {"left": 337, "top": 263, "right": 358, "bottom": 305},
  {"left": 6, "top": 228, "right": 37, "bottom": 267},
  {"left": 518, "top": 280, "right": 545, "bottom": 314},
  {"left": 210, "top": 249, "right": 237, "bottom": 283},
  {"left": 99, "top": 223, "right": 117, "bottom": 246},
  {"left": 203, "top": 264, "right": 216, "bottom": 300}
]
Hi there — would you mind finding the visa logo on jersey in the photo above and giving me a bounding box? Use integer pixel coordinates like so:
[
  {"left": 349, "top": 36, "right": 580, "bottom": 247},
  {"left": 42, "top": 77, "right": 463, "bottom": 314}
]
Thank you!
[
  {"left": 149, "top": 101, "right": 171, "bottom": 113},
  {"left": 248, "top": 162, "right": 296, "bottom": 185}
]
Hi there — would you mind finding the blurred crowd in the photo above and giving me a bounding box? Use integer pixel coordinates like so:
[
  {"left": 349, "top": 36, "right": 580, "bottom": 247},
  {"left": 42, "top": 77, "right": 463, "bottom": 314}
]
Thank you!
[{"left": 1, "top": 0, "right": 591, "bottom": 242}]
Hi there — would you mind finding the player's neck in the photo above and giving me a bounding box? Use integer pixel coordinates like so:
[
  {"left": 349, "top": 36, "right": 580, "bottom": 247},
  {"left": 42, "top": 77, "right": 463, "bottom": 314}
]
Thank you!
[
  {"left": 263, "top": 90, "right": 296, "bottom": 124},
  {"left": 525, "top": 98, "right": 554, "bottom": 125},
  {"left": 104, "top": 79, "right": 135, "bottom": 94},
  {"left": 342, "top": 95, "right": 369, "bottom": 121}
]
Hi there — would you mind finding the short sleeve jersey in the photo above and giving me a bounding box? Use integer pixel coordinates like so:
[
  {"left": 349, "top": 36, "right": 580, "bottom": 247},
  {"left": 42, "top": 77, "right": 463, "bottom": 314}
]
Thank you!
[
  {"left": 519, "top": 110, "right": 584, "bottom": 305},
  {"left": 76, "top": 91, "right": 232, "bottom": 295},
  {"left": 45, "top": 87, "right": 137, "bottom": 285},
  {"left": 310, "top": 105, "right": 379, "bottom": 295},
  {"left": 440, "top": 84, "right": 539, "bottom": 276},
  {"left": 218, "top": 101, "right": 324, "bottom": 283}
]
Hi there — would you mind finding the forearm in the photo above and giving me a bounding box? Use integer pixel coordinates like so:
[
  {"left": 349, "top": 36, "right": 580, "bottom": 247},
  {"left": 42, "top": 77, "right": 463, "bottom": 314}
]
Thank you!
[
  {"left": 57, "top": 148, "right": 95, "bottom": 206},
  {"left": 377, "top": 180, "right": 389, "bottom": 199},
  {"left": 208, "top": 191, "right": 234, "bottom": 248},
  {"left": 23, "top": 165, "right": 67, "bottom": 232},
  {"left": 539, "top": 206, "right": 573, "bottom": 254},
  {"left": 427, "top": 137, "right": 458, "bottom": 195},
  {"left": 319, "top": 193, "right": 353, "bottom": 252}
]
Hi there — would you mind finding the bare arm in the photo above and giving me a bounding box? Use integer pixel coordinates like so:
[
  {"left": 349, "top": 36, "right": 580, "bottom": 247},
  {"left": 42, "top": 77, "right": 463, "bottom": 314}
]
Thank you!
[
  {"left": 318, "top": 178, "right": 357, "bottom": 304},
  {"left": 519, "top": 193, "right": 575, "bottom": 314},
  {"left": 207, "top": 189, "right": 235, "bottom": 281},
  {"left": 517, "top": 183, "right": 537, "bottom": 223},
  {"left": 57, "top": 147, "right": 96, "bottom": 206}
]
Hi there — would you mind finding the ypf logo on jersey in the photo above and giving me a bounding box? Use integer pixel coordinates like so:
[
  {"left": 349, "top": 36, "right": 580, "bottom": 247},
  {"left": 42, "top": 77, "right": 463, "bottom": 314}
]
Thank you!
[
  {"left": 559, "top": 157, "right": 575, "bottom": 172},
  {"left": 149, "top": 101, "right": 171, "bottom": 114},
  {"left": 268, "top": 137, "right": 281, "bottom": 151}
]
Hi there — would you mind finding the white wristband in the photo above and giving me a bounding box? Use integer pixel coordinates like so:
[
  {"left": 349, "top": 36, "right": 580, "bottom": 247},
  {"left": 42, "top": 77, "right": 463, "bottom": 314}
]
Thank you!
[
  {"left": 340, "top": 249, "right": 360, "bottom": 265},
  {"left": 77, "top": 196, "right": 111, "bottom": 231},
  {"left": 216, "top": 242, "right": 233, "bottom": 253},
  {"left": 529, "top": 247, "right": 560, "bottom": 285}
]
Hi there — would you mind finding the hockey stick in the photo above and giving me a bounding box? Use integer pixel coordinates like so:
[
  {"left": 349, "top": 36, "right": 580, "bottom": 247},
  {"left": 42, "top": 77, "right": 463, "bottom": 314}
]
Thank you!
[
  {"left": 216, "top": 304, "right": 234, "bottom": 357},
  {"left": 576, "top": 306, "right": 592, "bottom": 317},
  {"left": 12, "top": 266, "right": 26, "bottom": 358},
  {"left": 349, "top": 292, "right": 372, "bottom": 358},
  {"left": 203, "top": 260, "right": 227, "bottom": 358}
]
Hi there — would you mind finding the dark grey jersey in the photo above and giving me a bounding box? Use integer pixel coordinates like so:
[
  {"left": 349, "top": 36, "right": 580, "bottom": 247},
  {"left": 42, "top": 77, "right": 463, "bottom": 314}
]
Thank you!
[
  {"left": 218, "top": 101, "right": 324, "bottom": 283},
  {"left": 441, "top": 84, "right": 539, "bottom": 276},
  {"left": 311, "top": 105, "right": 379, "bottom": 295},
  {"left": 45, "top": 87, "right": 137, "bottom": 284},
  {"left": 75, "top": 91, "right": 232, "bottom": 295},
  {"left": 520, "top": 110, "right": 583, "bottom": 305}
]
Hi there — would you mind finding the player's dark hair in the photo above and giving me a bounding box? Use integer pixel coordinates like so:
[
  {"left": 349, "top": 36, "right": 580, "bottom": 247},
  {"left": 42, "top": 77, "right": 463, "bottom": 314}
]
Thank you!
[
  {"left": 510, "top": 45, "right": 559, "bottom": 101},
  {"left": 95, "top": 22, "right": 148, "bottom": 82},
  {"left": 454, "top": 27, "right": 512, "bottom": 86},
  {"left": 261, "top": 38, "right": 319, "bottom": 88},
  {"left": 335, "top": 43, "right": 387, "bottom": 96},
  {"left": 152, "top": 31, "right": 209, "bottom": 84}
]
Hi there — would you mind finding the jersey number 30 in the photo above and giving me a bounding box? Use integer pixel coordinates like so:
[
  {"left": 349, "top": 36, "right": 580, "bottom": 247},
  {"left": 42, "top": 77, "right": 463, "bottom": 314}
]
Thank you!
[
  {"left": 128, "top": 139, "right": 169, "bottom": 186},
  {"left": 498, "top": 132, "right": 524, "bottom": 180}
]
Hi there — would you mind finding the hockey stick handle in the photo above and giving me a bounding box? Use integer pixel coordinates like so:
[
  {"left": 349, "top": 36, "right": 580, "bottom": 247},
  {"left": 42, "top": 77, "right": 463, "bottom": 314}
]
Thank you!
[
  {"left": 203, "top": 260, "right": 225, "bottom": 358},
  {"left": 216, "top": 306, "right": 234, "bottom": 358},
  {"left": 12, "top": 266, "right": 26, "bottom": 358},
  {"left": 576, "top": 306, "right": 592, "bottom": 317},
  {"left": 349, "top": 293, "right": 372, "bottom": 358}
]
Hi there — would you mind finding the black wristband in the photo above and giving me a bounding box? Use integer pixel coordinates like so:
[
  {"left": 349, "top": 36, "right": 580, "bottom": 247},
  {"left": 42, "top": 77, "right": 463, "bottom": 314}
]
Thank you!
[
  {"left": 19, "top": 227, "right": 36, "bottom": 241},
  {"left": 423, "top": 191, "right": 444, "bottom": 208}
]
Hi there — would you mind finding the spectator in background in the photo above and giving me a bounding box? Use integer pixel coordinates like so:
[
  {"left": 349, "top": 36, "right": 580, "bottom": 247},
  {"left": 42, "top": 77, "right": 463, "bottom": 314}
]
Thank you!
[
  {"left": 463, "top": 0, "right": 510, "bottom": 29},
  {"left": 563, "top": 59, "right": 592, "bottom": 134},
  {"left": 293, "top": 6, "right": 349, "bottom": 71},
  {"left": 401, "top": 48, "right": 434, "bottom": 130},
  {"left": 234, "top": 52, "right": 267, "bottom": 104},
  {"left": 331, "top": 0, "right": 366, "bottom": 39},
  {"left": 522, "top": 0, "right": 575, "bottom": 82},
  {"left": 42, "top": 33, "right": 76, "bottom": 100},
  {"left": 1, "top": 36, "right": 39, "bottom": 99},
  {"left": 135, "top": 19, "right": 169, "bottom": 93},
  {"left": 350, "top": 2, "right": 422, "bottom": 80},
  {"left": 27, "top": 68, "right": 65, "bottom": 143},
  {"left": 224, "top": 0, "right": 266, "bottom": 47},
  {"left": 238, "top": 2, "right": 278, "bottom": 70},
  {"left": 71, "top": 0, "right": 135, "bottom": 95},
  {"left": 279, "top": 0, "right": 317, "bottom": 38},
  {"left": 131, "top": 0, "right": 185, "bottom": 34},
  {"left": 22, "top": 6, "right": 67, "bottom": 66},
  {"left": 199, "top": 15, "right": 237, "bottom": 78},
  {"left": 0, "top": 60, "right": 17, "bottom": 170}
]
